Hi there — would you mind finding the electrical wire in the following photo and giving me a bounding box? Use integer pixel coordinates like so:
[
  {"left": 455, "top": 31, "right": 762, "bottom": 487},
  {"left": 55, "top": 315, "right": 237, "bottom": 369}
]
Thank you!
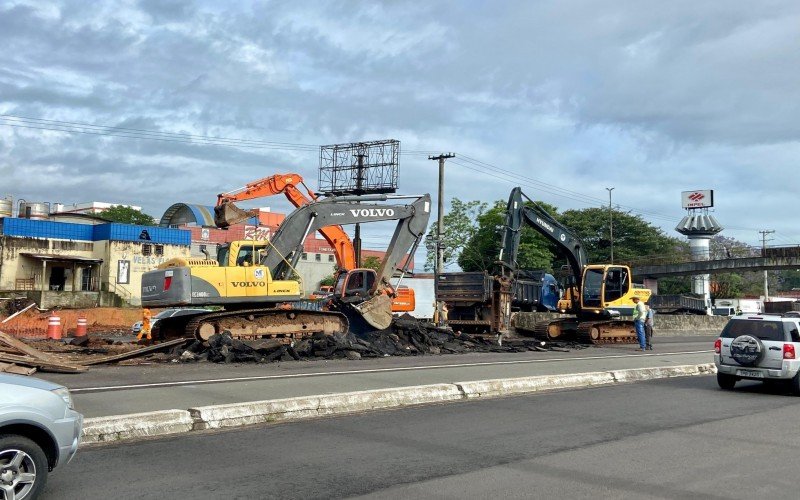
[{"left": 0, "top": 113, "right": 781, "bottom": 238}]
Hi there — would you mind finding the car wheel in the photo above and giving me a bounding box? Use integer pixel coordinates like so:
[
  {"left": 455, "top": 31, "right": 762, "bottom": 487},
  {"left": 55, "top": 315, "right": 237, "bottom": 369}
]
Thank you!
[
  {"left": 790, "top": 371, "right": 800, "bottom": 396},
  {"left": 729, "top": 335, "right": 764, "bottom": 367},
  {"left": 0, "top": 434, "right": 48, "bottom": 500},
  {"left": 717, "top": 372, "right": 737, "bottom": 390}
]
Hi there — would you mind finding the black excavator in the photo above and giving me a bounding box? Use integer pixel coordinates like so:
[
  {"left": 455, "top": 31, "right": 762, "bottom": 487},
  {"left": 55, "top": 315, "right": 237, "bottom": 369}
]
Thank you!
[{"left": 500, "top": 187, "right": 650, "bottom": 344}]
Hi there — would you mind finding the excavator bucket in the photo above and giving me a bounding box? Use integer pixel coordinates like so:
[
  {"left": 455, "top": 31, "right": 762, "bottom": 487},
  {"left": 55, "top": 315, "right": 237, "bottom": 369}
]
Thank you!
[
  {"left": 214, "top": 202, "right": 256, "bottom": 229},
  {"left": 353, "top": 294, "right": 393, "bottom": 330}
]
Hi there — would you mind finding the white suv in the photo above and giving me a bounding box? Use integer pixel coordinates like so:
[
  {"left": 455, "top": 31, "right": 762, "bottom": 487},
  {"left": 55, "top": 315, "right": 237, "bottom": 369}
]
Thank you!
[{"left": 714, "top": 313, "right": 800, "bottom": 392}]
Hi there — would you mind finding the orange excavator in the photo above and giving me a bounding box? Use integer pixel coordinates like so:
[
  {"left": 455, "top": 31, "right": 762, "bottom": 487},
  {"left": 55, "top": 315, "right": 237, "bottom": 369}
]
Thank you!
[{"left": 214, "top": 173, "right": 415, "bottom": 312}]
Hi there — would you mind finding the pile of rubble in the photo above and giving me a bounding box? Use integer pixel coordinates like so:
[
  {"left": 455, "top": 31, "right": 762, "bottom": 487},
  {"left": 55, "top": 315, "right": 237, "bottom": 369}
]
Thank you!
[{"left": 175, "top": 315, "right": 587, "bottom": 364}]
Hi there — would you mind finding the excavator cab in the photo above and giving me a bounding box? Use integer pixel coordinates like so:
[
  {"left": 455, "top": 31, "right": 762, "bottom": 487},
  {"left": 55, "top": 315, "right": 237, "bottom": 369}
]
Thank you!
[
  {"left": 216, "top": 241, "right": 269, "bottom": 267},
  {"left": 334, "top": 269, "right": 377, "bottom": 300},
  {"left": 581, "top": 264, "right": 640, "bottom": 314}
]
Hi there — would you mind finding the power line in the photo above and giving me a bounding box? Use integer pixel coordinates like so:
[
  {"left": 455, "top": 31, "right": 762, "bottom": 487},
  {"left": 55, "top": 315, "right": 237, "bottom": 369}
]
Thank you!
[
  {"left": 0, "top": 113, "right": 775, "bottom": 235},
  {"left": 0, "top": 114, "right": 319, "bottom": 151}
]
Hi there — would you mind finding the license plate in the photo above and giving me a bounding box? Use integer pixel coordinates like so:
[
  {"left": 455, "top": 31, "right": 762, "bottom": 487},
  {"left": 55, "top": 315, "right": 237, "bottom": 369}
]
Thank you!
[{"left": 737, "top": 369, "right": 764, "bottom": 378}]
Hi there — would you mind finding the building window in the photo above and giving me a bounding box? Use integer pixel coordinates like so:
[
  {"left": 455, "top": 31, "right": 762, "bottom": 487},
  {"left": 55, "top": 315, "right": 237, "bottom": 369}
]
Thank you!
[
  {"left": 142, "top": 244, "right": 152, "bottom": 256},
  {"left": 315, "top": 253, "right": 321, "bottom": 262},
  {"left": 328, "top": 254, "right": 334, "bottom": 262},
  {"left": 301, "top": 253, "right": 307, "bottom": 260},
  {"left": 155, "top": 245, "right": 164, "bottom": 256}
]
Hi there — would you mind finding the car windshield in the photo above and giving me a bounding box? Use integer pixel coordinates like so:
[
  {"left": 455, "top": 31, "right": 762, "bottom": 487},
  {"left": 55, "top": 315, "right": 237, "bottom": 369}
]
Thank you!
[{"left": 721, "top": 319, "right": 787, "bottom": 342}]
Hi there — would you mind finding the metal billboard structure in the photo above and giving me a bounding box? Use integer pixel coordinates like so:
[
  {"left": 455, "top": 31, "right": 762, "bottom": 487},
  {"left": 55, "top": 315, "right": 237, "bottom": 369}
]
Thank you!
[{"left": 318, "top": 140, "right": 399, "bottom": 196}]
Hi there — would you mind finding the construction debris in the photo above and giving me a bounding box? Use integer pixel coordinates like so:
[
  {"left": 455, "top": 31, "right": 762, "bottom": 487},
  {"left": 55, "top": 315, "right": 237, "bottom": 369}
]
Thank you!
[
  {"left": 174, "top": 315, "right": 587, "bottom": 364},
  {"left": 0, "top": 330, "right": 87, "bottom": 373},
  {"left": 81, "top": 338, "right": 190, "bottom": 366},
  {"left": 0, "top": 314, "right": 588, "bottom": 373}
]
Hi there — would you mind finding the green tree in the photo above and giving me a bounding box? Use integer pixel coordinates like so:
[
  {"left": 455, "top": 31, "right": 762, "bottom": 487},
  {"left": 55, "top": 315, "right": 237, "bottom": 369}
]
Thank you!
[
  {"left": 100, "top": 205, "right": 157, "bottom": 226},
  {"left": 424, "top": 199, "right": 487, "bottom": 271},
  {"left": 559, "top": 208, "right": 686, "bottom": 265},
  {"left": 658, "top": 276, "right": 692, "bottom": 295},
  {"left": 777, "top": 270, "right": 800, "bottom": 291},
  {"left": 319, "top": 274, "right": 337, "bottom": 287},
  {"left": 458, "top": 199, "right": 559, "bottom": 272},
  {"left": 362, "top": 256, "right": 382, "bottom": 271}
]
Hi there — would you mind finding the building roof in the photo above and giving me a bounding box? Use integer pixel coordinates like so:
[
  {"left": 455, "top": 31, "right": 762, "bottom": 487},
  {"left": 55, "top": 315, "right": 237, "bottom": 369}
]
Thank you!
[
  {"left": 20, "top": 253, "right": 103, "bottom": 264},
  {"left": 160, "top": 203, "right": 219, "bottom": 227}
]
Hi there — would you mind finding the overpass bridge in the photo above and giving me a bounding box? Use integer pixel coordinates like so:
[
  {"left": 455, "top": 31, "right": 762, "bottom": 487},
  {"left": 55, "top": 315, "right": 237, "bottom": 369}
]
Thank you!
[{"left": 632, "top": 256, "right": 800, "bottom": 278}]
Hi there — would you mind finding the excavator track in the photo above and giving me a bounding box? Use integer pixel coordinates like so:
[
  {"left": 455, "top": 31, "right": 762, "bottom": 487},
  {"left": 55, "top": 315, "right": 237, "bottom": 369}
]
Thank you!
[
  {"left": 530, "top": 318, "right": 580, "bottom": 341},
  {"left": 576, "top": 320, "right": 637, "bottom": 345},
  {"left": 527, "top": 318, "right": 638, "bottom": 345},
  {"left": 155, "top": 308, "right": 349, "bottom": 342}
]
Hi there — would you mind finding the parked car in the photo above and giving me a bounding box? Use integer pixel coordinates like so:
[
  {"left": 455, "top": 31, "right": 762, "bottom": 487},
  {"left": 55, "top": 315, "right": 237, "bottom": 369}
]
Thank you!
[
  {"left": 0, "top": 373, "right": 83, "bottom": 499},
  {"left": 714, "top": 312, "right": 800, "bottom": 393},
  {"left": 131, "top": 308, "right": 211, "bottom": 334}
]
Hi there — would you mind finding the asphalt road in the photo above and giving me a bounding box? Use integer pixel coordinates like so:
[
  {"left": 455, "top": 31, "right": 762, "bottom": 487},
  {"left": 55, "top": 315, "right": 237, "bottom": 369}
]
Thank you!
[
  {"left": 44, "top": 374, "right": 800, "bottom": 499},
  {"left": 43, "top": 336, "right": 714, "bottom": 417}
]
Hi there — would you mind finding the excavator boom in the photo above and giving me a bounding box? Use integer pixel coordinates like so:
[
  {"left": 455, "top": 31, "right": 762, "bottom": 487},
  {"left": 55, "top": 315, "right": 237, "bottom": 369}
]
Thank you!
[{"left": 215, "top": 173, "right": 356, "bottom": 270}]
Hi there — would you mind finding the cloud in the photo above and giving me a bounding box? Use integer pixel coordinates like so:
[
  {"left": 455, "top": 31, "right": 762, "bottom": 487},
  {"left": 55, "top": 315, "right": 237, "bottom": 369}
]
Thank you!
[{"left": 0, "top": 0, "right": 798, "bottom": 255}]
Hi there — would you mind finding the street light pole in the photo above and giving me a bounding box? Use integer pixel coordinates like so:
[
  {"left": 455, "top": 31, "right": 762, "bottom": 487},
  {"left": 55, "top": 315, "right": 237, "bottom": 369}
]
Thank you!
[{"left": 606, "top": 187, "right": 615, "bottom": 263}]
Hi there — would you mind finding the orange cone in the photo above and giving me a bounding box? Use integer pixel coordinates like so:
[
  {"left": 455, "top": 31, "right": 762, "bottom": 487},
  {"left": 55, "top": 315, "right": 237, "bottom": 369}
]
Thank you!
[
  {"left": 75, "top": 314, "right": 88, "bottom": 337},
  {"left": 46, "top": 314, "right": 63, "bottom": 340}
]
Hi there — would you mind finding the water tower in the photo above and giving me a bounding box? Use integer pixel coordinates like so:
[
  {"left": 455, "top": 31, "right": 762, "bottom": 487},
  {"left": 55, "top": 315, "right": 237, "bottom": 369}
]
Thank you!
[{"left": 675, "top": 189, "right": 723, "bottom": 313}]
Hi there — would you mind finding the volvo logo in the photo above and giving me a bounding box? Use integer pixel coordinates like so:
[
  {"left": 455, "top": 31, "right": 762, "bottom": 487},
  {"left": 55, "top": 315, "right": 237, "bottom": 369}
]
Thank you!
[
  {"left": 231, "top": 282, "right": 267, "bottom": 288},
  {"left": 349, "top": 208, "right": 395, "bottom": 218}
]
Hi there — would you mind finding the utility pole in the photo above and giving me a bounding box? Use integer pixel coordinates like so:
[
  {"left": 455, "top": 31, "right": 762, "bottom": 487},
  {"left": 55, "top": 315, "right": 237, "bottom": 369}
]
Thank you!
[
  {"left": 429, "top": 153, "right": 455, "bottom": 326},
  {"left": 353, "top": 154, "right": 367, "bottom": 267},
  {"left": 606, "top": 187, "right": 615, "bottom": 263},
  {"left": 759, "top": 229, "right": 775, "bottom": 300}
]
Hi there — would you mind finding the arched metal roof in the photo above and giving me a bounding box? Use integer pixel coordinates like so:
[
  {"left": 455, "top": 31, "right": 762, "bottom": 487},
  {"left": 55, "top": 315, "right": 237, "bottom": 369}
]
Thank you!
[{"left": 159, "top": 203, "right": 216, "bottom": 227}]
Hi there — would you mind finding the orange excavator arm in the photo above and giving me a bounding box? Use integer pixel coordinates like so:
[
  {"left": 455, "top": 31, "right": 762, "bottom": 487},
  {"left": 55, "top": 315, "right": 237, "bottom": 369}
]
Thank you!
[{"left": 215, "top": 173, "right": 356, "bottom": 271}]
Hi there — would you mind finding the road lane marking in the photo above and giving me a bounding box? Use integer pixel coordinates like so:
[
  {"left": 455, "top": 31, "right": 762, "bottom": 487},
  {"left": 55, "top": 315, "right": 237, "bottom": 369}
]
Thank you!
[{"left": 71, "top": 349, "right": 712, "bottom": 394}]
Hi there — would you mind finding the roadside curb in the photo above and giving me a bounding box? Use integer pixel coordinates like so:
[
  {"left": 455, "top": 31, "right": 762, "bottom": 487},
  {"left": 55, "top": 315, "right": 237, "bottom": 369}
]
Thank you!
[
  {"left": 190, "top": 383, "right": 463, "bottom": 431},
  {"left": 80, "top": 363, "right": 716, "bottom": 444},
  {"left": 81, "top": 409, "right": 194, "bottom": 443}
]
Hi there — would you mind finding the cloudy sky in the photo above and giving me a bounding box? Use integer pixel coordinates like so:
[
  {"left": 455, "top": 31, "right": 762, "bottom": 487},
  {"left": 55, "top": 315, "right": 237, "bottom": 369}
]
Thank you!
[{"left": 1, "top": 0, "right": 799, "bottom": 261}]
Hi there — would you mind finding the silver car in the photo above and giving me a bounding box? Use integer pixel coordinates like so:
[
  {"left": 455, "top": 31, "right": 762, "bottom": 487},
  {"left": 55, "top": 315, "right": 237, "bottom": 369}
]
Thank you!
[
  {"left": 0, "top": 374, "right": 83, "bottom": 500},
  {"left": 714, "top": 313, "right": 800, "bottom": 393},
  {"left": 131, "top": 308, "right": 211, "bottom": 334}
]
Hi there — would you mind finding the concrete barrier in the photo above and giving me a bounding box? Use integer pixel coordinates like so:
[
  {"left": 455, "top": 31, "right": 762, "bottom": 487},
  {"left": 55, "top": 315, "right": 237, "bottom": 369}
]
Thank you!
[
  {"left": 83, "top": 364, "right": 717, "bottom": 444},
  {"left": 457, "top": 371, "right": 616, "bottom": 399},
  {"left": 82, "top": 409, "right": 194, "bottom": 444},
  {"left": 190, "top": 383, "right": 464, "bottom": 430},
  {"left": 611, "top": 363, "right": 716, "bottom": 383},
  {"left": 512, "top": 311, "right": 729, "bottom": 337}
]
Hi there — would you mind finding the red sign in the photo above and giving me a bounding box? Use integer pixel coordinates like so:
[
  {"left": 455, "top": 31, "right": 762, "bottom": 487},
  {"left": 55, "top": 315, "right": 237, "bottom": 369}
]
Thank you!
[{"left": 681, "top": 190, "right": 714, "bottom": 209}]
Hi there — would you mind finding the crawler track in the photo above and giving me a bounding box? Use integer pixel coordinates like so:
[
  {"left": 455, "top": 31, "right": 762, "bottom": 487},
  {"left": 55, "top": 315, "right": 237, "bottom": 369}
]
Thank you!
[
  {"left": 576, "top": 320, "right": 637, "bottom": 345},
  {"left": 155, "top": 308, "right": 349, "bottom": 342},
  {"left": 529, "top": 318, "right": 637, "bottom": 345}
]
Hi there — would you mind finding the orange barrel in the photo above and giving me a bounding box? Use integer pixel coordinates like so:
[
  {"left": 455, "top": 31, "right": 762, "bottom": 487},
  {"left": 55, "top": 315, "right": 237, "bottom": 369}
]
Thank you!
[
  {"left": 46, "top": 314, "right": 63, "bottom": 340},
  {"left": 75, "top": 315, "right": 88, "bottom": 337}
]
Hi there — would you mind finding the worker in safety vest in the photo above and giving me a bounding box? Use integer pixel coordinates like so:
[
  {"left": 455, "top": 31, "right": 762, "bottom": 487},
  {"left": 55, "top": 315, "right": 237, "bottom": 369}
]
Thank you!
[{"left": 137, "top": 308, "right": 152, "bottom": 342}]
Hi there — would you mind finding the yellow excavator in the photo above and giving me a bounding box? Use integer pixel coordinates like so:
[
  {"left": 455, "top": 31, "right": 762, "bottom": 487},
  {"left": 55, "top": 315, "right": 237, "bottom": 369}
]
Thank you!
[
  {"left": 213, "top": 172, "right": 416, "bottom": 313},
  {"left": 141, "top": 192, "right": 431, "bottom": 341},
  {"left": 500, "top": 187, "right": 650, "bottom": 344}
]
